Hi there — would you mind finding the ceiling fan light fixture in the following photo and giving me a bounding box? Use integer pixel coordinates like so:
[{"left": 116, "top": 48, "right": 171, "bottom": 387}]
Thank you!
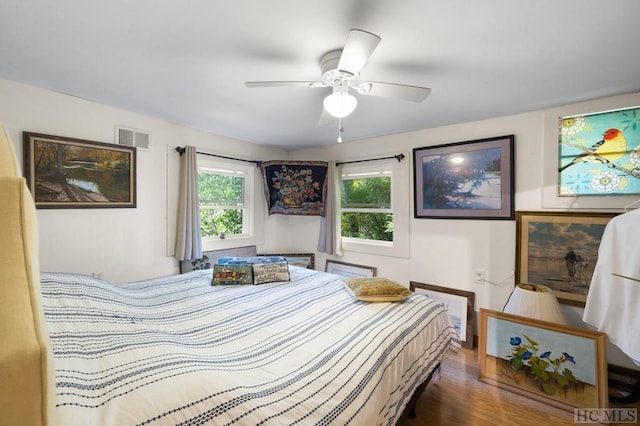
[{"left": 323, "top": 92, "right": 357, "bottom": 118}]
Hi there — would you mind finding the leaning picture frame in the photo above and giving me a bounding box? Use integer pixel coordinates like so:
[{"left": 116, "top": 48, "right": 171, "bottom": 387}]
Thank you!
[
  {"left": 410, "top": 281, "right": 475, "bottom": 349},
  {"left": 325, "top": 260, "right": 377, "bottom": 278},
  {"left": 515, "top": 211, "right": 617, "bottom": 306},
  {"left": 478, "top": 309, "right": 608, "bottom": 413},
  {"left": 413, "top": 135, "right": 514, "bottom": 219},
  {"left": 23, "top": 132, "right": 136, "bottom": 208},
  {"left": 258, "top": 252, "right": 315, "bottom": 269}
]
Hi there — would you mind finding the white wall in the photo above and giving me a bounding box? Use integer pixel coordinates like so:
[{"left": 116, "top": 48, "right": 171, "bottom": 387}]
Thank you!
[
  {"left": 289, "top": 93, "right": 640, "bottom": 370},
  {"left": 0, "top": 77, "right": 288, "bottom": 282},
  {"left": 289, "top": 112, "right": 541, "bottom": 312},
  {"left": 2, "top": 76, "right": 638, "bottom": 369}
]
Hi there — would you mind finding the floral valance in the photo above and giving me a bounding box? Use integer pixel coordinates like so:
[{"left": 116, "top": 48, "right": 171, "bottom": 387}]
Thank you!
[{"left": 260, "top": 161, "right": 328, "bottom": 216}]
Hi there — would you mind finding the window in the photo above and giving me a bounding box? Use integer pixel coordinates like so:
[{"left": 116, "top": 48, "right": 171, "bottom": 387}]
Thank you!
[
  {"left": 197, "top": 157, "right": 261, "bottom": 248},
  {"left": 341, "top": 170, "right": 393, "bottom": 243},
  {"left": 339, "top": 158, "right": 409, "bottom": 258}
]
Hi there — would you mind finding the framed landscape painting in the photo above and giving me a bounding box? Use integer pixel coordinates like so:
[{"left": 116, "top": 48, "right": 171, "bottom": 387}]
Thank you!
[
  {"left": 515, "top": 211, "right": 617, "bottom": 306},
  {"left": 479, "top": 309, "right": 608, "bottom": 413},
  {"left": 23, "top": 132, "right": 136, "bottom": 208},
  {"left": 413, "top": 135, "right": 514, "bottom": 219}
]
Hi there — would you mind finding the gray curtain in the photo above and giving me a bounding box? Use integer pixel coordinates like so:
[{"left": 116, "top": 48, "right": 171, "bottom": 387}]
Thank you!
[
  {"left": 317, "top": 163, "right": 343, "bottom": 255},
  {"left": 174, "top": 146, "right": 203, "bottom": 261}
]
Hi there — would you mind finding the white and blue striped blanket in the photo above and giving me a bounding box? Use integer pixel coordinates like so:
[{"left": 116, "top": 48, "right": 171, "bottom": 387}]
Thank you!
[{"left": 41, "top": 267, "right": 459, "bottom": 425}]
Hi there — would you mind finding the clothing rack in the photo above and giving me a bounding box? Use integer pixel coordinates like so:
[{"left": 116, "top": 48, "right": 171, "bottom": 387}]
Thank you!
[
  {"left": 336, "top": 153, "right": 405, "bottom": 167},
  {"left": 175, "top": 146, "right": 262, "bottom": 167}
]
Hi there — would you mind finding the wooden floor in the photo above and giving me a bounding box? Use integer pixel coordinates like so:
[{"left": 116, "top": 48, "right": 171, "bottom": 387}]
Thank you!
[{"left": 398, "top": 348, "right": 640, "bottom": 426}]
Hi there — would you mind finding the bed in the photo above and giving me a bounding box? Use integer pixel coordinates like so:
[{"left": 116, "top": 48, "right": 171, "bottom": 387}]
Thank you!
[
  {"left": 41, "top": 267, "right": 458, "bottom": 425},
  {"left": 0, "top": 125, "right": 458, "bottom": 425}
]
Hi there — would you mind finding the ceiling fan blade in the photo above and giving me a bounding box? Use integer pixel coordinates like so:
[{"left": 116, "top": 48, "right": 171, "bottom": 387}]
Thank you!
[
  {"left": 337, "top": 29, "right": 381, "bottom": 76},
  {"left": 357, "top": 81, "right": 431, "bottom": 102},
  {"left": 244, "top": 81, "right": 319, "bottom": 88}
]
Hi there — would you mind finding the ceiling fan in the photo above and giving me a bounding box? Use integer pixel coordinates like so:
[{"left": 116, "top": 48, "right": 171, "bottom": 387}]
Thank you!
[{"left": 245, "top": 29, "right": 431, "bottom": 141}]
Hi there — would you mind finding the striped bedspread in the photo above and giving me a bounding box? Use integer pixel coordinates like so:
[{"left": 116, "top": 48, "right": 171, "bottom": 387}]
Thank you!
[{"left": 41, "top": 267, "right": 459, "bottom": 425}]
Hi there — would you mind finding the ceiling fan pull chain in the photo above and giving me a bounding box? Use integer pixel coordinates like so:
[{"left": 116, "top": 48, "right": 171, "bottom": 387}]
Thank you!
[{"left": 337, "top": 117, "right": 343, "bottom": 143}]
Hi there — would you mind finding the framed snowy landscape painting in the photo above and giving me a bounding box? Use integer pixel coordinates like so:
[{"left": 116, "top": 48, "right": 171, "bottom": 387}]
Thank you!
[{"left": 413, "top": 135, "right": 514, "bottom": 219}]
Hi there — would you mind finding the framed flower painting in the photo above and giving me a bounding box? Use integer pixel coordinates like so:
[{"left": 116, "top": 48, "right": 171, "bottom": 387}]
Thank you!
[{"left": 478, "top": 309, "right": 608, "bottom": 413}]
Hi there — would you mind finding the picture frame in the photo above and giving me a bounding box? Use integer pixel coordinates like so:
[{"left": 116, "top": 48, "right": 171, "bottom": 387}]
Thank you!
[
  {"left": 515, "top": 211, "right": 617, "bottom": 306},
  {"left": 410, "top": 281, "right": 475, "bottom": 349},
  {"left": 541, "top": 91, "right": 640, "bottom": 210},
  {"left": 325, "top": 260, "right": 377, "bottom": 278},
  {"left": 557, "top": 106, "right": 640, "bottom": 197},
  {"left": 413, "top": 135, "right": 514, "bottom": 220},
  {"left": 23, "top": 132, "right": 136, "bottom": 208},
  {"left": 478, "top": 308, "right": 608, "bottom": 413},
  {"left": 258, "top": 252, "right": 315, "bottom": 269}
]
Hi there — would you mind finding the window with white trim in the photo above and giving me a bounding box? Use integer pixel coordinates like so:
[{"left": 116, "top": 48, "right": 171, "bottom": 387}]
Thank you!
[
  {"left": 341, "top": 168, "right": 393, "bottom": 244},
  {"left": 197, "top": 157, "right": 255, "bottom": 244},
  {"left": 340, "top": 158, "right": 409, "bottom": 258}
]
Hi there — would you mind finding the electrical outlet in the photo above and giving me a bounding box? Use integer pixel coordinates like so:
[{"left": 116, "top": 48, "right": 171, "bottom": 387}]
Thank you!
[{"left": 474, "top": 270, "right": 485, "bottom": 284}]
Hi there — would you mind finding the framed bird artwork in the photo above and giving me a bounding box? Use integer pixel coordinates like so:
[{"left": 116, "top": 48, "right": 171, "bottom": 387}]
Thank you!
[{"left": 558, "top": 106, "right": 640, "bottom": 196}]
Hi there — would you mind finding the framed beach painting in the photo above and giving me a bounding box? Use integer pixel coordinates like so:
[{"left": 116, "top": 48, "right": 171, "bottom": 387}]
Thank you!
[
  {"left": 515, "top": 211, "right": 617, "bottom": 306},
  {"left": 478, "top": 309, "right": 608, "bottom": 413},
  {"left": 23, "top": 132, "right": 136, "bottom": 208},
  {"left": 413, "top": 135, "right": 514, "bottom": 219},
  {"left": 410, "top": 282, "right": 475, "bottom": 349}
]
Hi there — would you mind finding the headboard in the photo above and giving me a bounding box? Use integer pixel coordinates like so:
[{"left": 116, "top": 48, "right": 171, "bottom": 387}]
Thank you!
[
  {"left": 179, "top": 245, "right": 258, "bottom": 273},
  {"left": 0, "top": 126, "right": 54, "bottom": 425}
]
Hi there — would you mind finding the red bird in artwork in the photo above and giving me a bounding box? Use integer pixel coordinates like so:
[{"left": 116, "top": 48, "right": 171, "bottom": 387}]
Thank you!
[{"left": 559, "top": 128, "right": 627, "bottom": 172}]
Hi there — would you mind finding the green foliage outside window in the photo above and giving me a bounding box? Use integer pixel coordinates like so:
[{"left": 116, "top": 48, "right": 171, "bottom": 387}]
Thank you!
[
  {"left": 341, "top": 176, "right": 392, "bottom": 241},
  {"left": 198, "top": 172, "right": 245, "bottom": 237},
  {"left": 200, "top": 209, "right": 243, "bottom": 237}
]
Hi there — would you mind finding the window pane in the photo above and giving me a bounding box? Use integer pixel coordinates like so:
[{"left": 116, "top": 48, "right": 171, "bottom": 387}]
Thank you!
[
  {"left": 342, "top": 176, "right": 391, "bottom": 209},
  {"left": 200, "top": 208, "right": 243, "bottom": 237},
  {"left": 341, "top": 212, "right": 393, "bottom": 241},
  {"left": 198, "top": 173, "right": 244, "bottom": 206}
]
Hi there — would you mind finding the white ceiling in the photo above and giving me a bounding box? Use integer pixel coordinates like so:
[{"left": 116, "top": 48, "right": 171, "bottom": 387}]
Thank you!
[{"left": 1, "top": 0, "right": 639, "bottom": 150}]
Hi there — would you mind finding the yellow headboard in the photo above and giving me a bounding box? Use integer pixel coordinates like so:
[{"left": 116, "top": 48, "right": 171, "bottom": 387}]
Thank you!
[{"left": 0, "top": 126, "right": 54, "bottom": 425}]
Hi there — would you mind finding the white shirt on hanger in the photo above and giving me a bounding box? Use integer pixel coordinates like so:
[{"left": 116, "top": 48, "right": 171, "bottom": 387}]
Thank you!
[{"left": 583, "top": 209, "right": 640, "bottom": 365}]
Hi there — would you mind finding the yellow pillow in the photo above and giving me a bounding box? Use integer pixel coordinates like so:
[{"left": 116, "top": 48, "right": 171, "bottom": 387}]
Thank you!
[{"left": 345, "top": 277, "right": 412, "bottom": 302}]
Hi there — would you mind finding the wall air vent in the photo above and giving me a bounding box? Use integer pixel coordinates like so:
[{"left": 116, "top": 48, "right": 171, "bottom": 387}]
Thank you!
[{"left": 115, "top": 126, "right": 150, "bottom": 151}]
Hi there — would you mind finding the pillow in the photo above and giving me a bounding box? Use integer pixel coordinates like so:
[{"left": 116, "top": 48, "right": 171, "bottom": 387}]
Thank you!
[
  {"left": 212, "top": 264, "right": 254, "bottom": 285},
  {"left": 217, "top": 256, "right": 287, "bottom": 265},
  {"left": 345, "top": 277, "right": 412, "bottom": 302},
  {"left": 190, "top": 254, "right": 211, "bottom": 270},
  {"left": 252, "top": 261, "right": 290, "bottom": 285}
]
